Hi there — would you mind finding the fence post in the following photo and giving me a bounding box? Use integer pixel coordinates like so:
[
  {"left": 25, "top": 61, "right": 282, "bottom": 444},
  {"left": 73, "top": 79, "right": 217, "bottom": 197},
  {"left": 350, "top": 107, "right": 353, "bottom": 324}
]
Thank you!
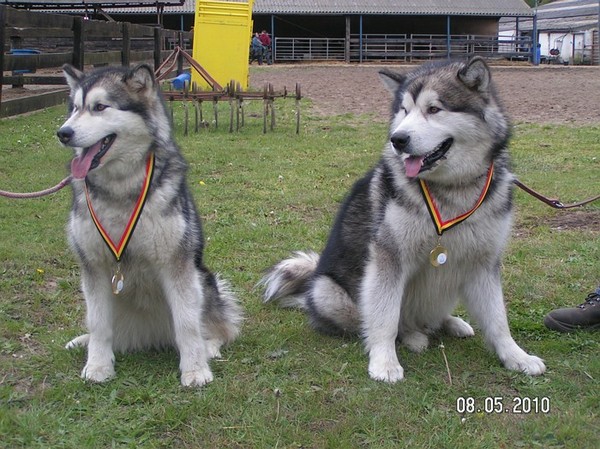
[
  {"left": 122, "top": 22, "right": 131, "bottom": 66},
  {"left": 345, "top": 15, "right": 350, "bottom": 63},
  {"left": 0, "top": 5, "right": 5, "bottom": 108},
  {"left": 177, "top": 31, "right": 183, "bottom": 75},
  {"left": 153, "top": 26, "right": 162, "bottom": 71},
  {"left": 9, "top": 35, "right": 23, "bottom": 87},
  {"left": 72, "top": 16, "right": 84, "bottom": 69}
]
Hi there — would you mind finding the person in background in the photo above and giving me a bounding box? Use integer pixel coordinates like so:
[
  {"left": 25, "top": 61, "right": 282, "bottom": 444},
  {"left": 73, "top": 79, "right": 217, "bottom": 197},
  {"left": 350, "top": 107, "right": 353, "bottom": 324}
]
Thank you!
[
  {"left": 259, "top": 29, "right": 272, "bottom": 65},
  {"left": 544, "top": 284, "right": 600, "bottom": 332},
  {"left": 250, "top": 32, "right": 265, "bottom": 65}
]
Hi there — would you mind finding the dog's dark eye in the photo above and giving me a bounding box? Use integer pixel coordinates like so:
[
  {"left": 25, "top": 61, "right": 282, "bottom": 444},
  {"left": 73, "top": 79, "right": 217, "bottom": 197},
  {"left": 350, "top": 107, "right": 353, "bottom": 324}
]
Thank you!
[
  {"left": 428, "top": 106, "right": 441, "bottom": 114},
  {"left": 94, "top": 104, "right": 108, "bottom": 112}
]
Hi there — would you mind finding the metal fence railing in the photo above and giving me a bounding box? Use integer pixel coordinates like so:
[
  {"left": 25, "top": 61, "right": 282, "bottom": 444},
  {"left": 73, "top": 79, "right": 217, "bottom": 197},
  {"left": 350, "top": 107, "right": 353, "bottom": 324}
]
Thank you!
[
  {"left": 274, "top": 34, "right": 533, "bottom": 63},
  {"left": 273, "top": 37, "right": 346, "bottom": 61}
]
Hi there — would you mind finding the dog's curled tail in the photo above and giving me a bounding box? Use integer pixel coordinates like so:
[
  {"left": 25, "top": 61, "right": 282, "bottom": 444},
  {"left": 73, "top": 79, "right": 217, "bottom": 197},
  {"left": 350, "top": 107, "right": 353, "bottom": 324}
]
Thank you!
[{"left": 259, "top": 250, "right": 319, "bottom": 309}]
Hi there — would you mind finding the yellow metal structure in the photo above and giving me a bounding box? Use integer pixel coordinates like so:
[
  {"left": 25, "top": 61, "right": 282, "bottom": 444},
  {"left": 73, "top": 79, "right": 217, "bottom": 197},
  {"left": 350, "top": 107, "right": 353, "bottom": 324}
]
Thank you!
[{"left": 192, "top": 0, "right": 254, "bottom": 90}]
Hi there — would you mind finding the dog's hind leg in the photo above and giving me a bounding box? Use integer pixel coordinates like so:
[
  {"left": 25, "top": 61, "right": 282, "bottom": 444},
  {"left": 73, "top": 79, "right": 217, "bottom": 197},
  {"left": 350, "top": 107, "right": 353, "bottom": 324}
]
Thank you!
[
  {"left": 306, "top": 275, "right": 361, "bottom": 335},
  {"left": 462, "top": 269, "right": 546, "bottom": 376},
  {"left": 65, "top": 333, "right": 90, "bottom": 349},
  {"left": 201, "top": 273, "right": 243, "bottom": 359},
  {"left": 401, "top": 331, "right": 429, "bottom": 353},
  {"left": 442, "top": 316, "right": 475, "bottom": 338}
]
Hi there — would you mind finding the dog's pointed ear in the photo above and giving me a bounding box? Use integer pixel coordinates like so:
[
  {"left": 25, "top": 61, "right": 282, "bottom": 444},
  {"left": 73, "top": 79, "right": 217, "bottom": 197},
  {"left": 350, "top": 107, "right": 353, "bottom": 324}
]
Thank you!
[
  {"left": 379, "top": 69, "right": 406, "bottom": 95},
  {"left": 62, "top": 64, "right": 84, "bottom": 91},
  {"left": 125, "top": 64, "right": 157, "bottom": 93},
  {"left": 458, "top": 56, "right": 491, "bottom": 93}
]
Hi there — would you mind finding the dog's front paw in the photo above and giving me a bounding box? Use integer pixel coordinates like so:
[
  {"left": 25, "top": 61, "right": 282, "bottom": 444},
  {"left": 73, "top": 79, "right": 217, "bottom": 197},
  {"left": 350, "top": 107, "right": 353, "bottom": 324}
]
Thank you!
[
  {"left": 368, "top": 359, "right": 405, "bottom": 383},
  {"left": 82, "top": 363, "right": 115, "bottom": 383},
  {"left": 503, "top": 353, "right": 546, "bottom": 376},
  {"left": 181, "top": 367, "right": 214, "bottom": 387},
  {"left": 367, "top": 346, "right": 405, "bottom": 383}
]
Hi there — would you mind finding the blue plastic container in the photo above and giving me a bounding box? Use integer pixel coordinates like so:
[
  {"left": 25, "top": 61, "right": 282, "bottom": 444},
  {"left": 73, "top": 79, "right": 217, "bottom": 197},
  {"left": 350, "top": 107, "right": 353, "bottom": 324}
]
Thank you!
[
  {"left": 172, "top": 73, "right": 191, "bottom": 90},
  {"left": 10, "top": 48, "right": 41, "bottom": 74}
]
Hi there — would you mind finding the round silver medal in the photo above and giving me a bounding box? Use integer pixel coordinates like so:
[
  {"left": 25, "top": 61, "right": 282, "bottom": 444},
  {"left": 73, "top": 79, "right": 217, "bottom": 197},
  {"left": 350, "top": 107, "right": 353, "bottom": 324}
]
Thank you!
[{"left": 430, "top": 245, "right": 448, "bottom": 267}]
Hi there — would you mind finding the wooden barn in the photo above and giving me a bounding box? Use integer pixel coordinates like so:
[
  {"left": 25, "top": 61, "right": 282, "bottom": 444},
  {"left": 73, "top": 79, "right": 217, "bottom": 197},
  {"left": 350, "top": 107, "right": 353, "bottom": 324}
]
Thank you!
[
  {"left": 3, "top": 0, "right": 537, "bottom": 62},
  {"left": 252, "top": 0, "right": 534, "bottom": 62}
]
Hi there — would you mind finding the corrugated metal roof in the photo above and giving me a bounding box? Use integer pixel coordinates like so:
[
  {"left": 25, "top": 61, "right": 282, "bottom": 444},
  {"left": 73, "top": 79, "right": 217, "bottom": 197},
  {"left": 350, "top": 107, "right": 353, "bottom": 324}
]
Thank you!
[
  {"left": 500, "top": 0, "right": 599, "bottom": 32},
  {"left": 0, "top": 0, "right": 185, "bottom": 9},
  {"left": 535, "top": 0, "right": 599, "bottom": 20},
  {"left": 252, "top": 0, "right": 533, "bottom": 17},
  {"left": 3, "top": 0, "right": 533, "bottom": 17}
]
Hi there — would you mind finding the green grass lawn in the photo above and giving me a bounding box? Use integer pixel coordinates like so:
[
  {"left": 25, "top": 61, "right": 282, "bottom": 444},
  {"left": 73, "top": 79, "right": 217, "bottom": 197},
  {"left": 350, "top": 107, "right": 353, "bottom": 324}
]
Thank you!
[{"left": 0, "top": 96, "right": 598, "bottom": 448}]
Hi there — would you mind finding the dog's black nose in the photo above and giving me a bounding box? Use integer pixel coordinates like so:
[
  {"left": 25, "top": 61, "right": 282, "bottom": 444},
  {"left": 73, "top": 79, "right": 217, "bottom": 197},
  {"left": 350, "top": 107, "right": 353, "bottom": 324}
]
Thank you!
[
  {"left": 390, "top": 132, "right": 410, "bottom": 151},
  {"left": 57, "top": 127, "right": 74, "bottom": 144}
]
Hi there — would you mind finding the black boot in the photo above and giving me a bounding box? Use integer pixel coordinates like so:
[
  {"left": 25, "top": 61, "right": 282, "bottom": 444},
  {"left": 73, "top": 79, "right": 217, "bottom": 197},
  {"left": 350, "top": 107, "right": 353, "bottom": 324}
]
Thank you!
[{"left": 544, "top": 286, "right": 600, "bottom": 332}]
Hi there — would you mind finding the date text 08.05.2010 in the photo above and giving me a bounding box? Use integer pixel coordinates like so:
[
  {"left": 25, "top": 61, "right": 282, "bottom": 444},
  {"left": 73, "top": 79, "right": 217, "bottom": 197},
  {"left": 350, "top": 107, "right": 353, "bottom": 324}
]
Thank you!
[{"left": 456, "top": 396, "right": 550, "bottom": 414}]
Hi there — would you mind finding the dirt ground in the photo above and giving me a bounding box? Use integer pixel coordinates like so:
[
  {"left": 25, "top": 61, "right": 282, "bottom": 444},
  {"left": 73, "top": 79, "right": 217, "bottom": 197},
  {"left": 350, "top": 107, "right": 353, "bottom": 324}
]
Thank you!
[
  {"left": 250, "top": 63, "right": 600, "bottom": 125},
  {"left": 4, "top": 62, "right": 599, "bottom": 125},
  {"left": 250, "top": 62, "right": 600, "bottom": 232}
]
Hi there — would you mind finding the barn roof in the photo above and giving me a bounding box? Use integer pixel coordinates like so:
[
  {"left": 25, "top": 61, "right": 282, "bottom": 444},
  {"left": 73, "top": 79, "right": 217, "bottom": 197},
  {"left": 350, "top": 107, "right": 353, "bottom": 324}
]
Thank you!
[
  {"left": 500, "top": 0, "right": 599, "bottom": 32},
  {"left": 252, "top": 0, "right": 533, "bottom": 17},
  {"left": 0, "top": 0, "right": 185, "bottom": 9},
  {"left": 1, "top": 0, "right": 533, "bottom": 17}
]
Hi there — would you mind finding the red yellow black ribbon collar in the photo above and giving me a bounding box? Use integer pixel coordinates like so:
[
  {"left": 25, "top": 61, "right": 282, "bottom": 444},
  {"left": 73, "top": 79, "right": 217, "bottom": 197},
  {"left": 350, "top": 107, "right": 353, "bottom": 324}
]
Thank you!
[
  {"left": 419, "top": 164, "right": 494, "bottom": 236},
  {"left": 84, "top": 152, "right": 155, "bottom": 261}
]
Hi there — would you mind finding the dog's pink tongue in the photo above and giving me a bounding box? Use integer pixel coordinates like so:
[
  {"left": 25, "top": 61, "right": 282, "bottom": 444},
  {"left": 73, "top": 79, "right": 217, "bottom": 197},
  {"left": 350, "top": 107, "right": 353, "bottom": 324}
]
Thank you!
[
  {"left": 71, "top": 141, "right": 102, "bottom": 179},
  {"left": 404, "top": 156, "right": 424, "bottom": 178}
]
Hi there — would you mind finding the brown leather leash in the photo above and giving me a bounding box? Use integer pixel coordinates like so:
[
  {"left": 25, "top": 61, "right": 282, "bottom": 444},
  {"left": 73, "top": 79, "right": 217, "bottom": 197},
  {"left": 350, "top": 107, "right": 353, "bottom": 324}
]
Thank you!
[
  {"left": 1, "top": 176, "right": 598, "bottom": 210},
  {"left": 0, "top": 176, "right": 72, "bottom": 199},
  {"left": 514, "top": 179, "right": 600, "bottom": 209}
]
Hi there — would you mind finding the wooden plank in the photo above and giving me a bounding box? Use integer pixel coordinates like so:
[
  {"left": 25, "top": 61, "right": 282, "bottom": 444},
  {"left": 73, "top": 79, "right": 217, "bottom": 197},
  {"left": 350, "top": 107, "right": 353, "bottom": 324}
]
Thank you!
[
  {"left": 129, "top": 50, "right": 155, "bottom": 64},
  {"left": 3, "top": 75, "right": 66, "bottom": 85},
  {"left": 83, "top": 20, "right": 123, "bottom": 37},
  {"left": 85, "top": 50, "right": 122, "bottom": 66},
  {"left": 3, "top": 53, "right": 72, "bottom": 71},
  {"left": 129, "top": 23, "right": 156, "bottom": 38},
  {"left": 0, "top": 89, "right": 69, "bottom": 118},
  {"left": 6, "top": 8, "right": 73, "bottom": 28},
  {"left": 84, "top": 49, "right": 165, "bottom": 67},
  {"left": 5, "top": 27, "right": 73, "bottom": 39}
]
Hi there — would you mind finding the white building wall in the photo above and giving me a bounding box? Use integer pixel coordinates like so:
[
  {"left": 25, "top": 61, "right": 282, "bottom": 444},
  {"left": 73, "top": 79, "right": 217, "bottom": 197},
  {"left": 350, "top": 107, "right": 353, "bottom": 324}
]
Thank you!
[{"left": 539, "top": 29, "right": 595, "bottom": 64}]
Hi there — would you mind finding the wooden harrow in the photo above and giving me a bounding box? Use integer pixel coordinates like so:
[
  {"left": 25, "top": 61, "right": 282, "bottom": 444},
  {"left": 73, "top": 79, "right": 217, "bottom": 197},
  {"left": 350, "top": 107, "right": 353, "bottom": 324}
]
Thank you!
[{"left": 155, "top": 46, "right": 301, "bottom": 135}]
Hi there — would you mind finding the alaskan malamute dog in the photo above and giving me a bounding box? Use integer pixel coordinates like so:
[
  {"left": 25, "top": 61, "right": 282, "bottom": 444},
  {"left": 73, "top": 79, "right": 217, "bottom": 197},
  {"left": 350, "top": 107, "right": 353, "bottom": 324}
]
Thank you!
[
  {"left": 57, "top": 64, "right": 242, "bottom": 387},
  {"left": 261, "top": 57, "right": 545, "bottom": 382}
]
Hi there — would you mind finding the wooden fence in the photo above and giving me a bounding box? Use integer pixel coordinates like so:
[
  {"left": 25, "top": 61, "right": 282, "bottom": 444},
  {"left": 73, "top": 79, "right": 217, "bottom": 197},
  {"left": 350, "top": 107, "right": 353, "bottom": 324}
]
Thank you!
[{"left": 0, "top": 5, "right": 191, "bottom": 117}]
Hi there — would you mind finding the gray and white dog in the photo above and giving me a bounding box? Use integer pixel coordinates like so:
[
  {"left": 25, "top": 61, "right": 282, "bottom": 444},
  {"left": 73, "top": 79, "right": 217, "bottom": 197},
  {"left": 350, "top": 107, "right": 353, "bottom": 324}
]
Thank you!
[
  {"left": 57, "top": 64, "right": 242, "bottom": 387},
  {"left": 260, "top": 57, "right": 545, "bottom": 382}
]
